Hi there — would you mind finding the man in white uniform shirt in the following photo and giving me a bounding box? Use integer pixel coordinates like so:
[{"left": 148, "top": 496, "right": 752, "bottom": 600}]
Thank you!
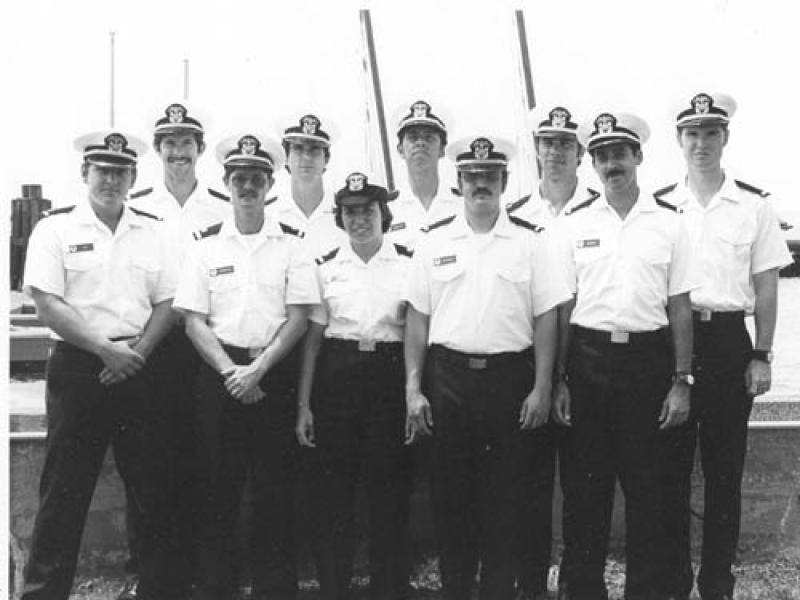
[
  {"left": 507, "top": 103, "right": 599, "bottom": 599},
  {"left": 173, "top": 132, "right": 319, "bottom": 600},
  {"left": 507, "top": 104, "right": 599, "bottom": 228},
  {"left": 122, "top": 101, "right": 231, "bottom": 600},
  {"left": 654, "top": 93, "right": 792, "bottom": 600},
  {"left": 267, "top": 113, "right": 345, "bottom": 257},
  {"left": 552, "top": 111, "right": 698, "bottom": 600},
  {"left": 21, "top": 131, "right": 177, "bottom": 600},
  {"left": 387, "top": 99, "right": 462, "bottom": 249},
  {"left": 404, "top": 135, "right": 572, "bottom": 600}
]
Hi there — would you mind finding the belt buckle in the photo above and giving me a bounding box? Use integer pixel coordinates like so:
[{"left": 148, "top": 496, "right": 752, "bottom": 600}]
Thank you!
[
  {"left": 610, "top": 330, "right": 630, "bottom": 344},
  {"left": 699, "top": 308, "right": 712, "bottom": 322},
  {"left": 248, "top": 346, "right": 264, "bottom": 358},
  {"left": 468, "top": 357, "right": 487, "bottom": 369},
  {"left": 358, "top": 339, "right": 376, "bottom": 352}
]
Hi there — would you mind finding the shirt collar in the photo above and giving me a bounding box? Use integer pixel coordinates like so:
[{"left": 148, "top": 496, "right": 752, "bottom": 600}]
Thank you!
[
  {"left": 449, "top": 206, "right": 514, "bottom": 239},
  {"left": 219, "top": 213, "right": 283, "bottom": 239},
  {"left": 75, "top": 197, "right": 142, "bottom": 231},
  {"left": 335, "top": 237, "right": 397, "bottom": 265},
  {"left": 678, "top": 170, "right": 740, "bottom": 209}
]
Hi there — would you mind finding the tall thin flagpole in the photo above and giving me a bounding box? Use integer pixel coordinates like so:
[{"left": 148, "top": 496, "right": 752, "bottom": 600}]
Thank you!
[
  {"left": 109, "top": 31, "right": 116, "bottom": 127},
  {"left": 514, "top": 10, "right": 536, "bottom": 110},
  {"left": 359, "top": 9, "right": 394, "bottom": 191},
  {"left": 183, "top": 59, "right": 189, "bottom": 101},
  {"left": 513, "top": 11, "right": 538, "bottom": 194}
]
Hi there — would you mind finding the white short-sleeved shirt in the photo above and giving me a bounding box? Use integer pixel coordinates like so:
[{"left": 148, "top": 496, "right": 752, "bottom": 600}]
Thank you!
[
  {"left": 385, "top": 186, "right": 463, "bottom": 249},
  {"left": 265, "top": 191, "right": 346, "bottom": 259},
  {"left": 310, "top": 240, "right": 412, "bottom": 343},
  {"left": 173, "top": 217, "right": 320, "bottom": 349},
  {"left": 128, "top": 181, "right": 232, "bottom": 262},
  {"left": 404, "top": 210, "right": 573, "bottom": 354},
  {"left": 23, "top": 199, "right": 178, "bottom": 340},
  {"left": 506, "top": 180, "right": 600, "bottom": 229},
  {"left": 655, "top": 174, "right": 792, "bottom": 313},
  {"left": 560, "top": 191, "right": 700, "bottom": 332}
]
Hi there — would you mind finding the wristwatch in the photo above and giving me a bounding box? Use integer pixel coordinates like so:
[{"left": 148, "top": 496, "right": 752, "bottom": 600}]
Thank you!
[
  {"left": 673, "top": 371, "right": 695, "bottom": 386},
  {"left": 751, "top": 349, "right": 773, "bottom": 364}
]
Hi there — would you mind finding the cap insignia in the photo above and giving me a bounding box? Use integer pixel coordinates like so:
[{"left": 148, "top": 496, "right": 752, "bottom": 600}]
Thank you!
[
  {"left": 471, "top": 137, "right": 493, "bottom": 160},
  {"left": 691, "top": 93, "right": 713, "bottom": 114},
  {"left": 300, "top": 114, "right": 320, "bottom": 135},
  {"left": 346, "top": 172, "right": 367, "bottom": 192},
  {"left": 104, "top": 133, "right": 128, "bottom": 152},
  {"left": 238, "top": 135, "right": 260, "bottom": 155},
  {"left": 550, "top": 107, "right": 571, "bottom": 128},
  {"left": 411, "top": 100, "right": 431, "bottom": 119},
  {"left": 594, "top": 113, "right": 617, "bottom": 134},
  {"left": 166, "top": 103, "right": 187, "bottom": 123}
]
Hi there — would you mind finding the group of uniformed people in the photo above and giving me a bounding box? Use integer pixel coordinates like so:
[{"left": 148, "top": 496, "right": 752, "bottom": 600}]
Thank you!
[{"left": 20, "top": 92, "right": 790, "bottom": 600}]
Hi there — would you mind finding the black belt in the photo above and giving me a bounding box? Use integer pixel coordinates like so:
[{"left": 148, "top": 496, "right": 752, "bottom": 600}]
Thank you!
[
  {"left": 324, "top": 337, "right": 402, "bottom": 355},
  {"left": 572, "top": 325, "right": 667, "bottom": 347},
  {"left": 692, "top": 309, "right": 745, "bottom": 323},
  {"left": 221, "top": 343, "right": 266, "bottom": 362},
  {"left": 430, "top": 344, "right": 531, "bottom": 370},
  {"left": 54, "top": 336, "right": 138, "bottom": 352}
]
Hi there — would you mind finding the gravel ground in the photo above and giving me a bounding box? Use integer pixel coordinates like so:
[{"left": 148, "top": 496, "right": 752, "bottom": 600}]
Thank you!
[{"left": 63, "top": 542, "right": 800, "bottom": 600}]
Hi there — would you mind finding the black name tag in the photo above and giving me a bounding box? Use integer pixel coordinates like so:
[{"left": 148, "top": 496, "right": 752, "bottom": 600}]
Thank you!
[
  {"left": 68, "top": 243, "right": 94, "bottom": 253},
  {"left": 434, "top": 255, "right": 456, "bottom": 266},
  {"left": 577, "top": 239, "right": 600, "bottom": 248},
  {"left": 210, "top": 265, "right": 234, "bottom": 277}
]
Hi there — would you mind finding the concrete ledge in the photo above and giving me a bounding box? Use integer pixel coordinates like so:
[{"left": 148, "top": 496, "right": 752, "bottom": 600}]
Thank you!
[{"left": 9, "top": 424, "right": 800, "bottom": 578}]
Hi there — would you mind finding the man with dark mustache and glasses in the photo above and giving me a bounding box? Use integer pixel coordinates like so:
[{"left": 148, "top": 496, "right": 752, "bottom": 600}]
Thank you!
[
  {"left": 120, "top": 101, "right": 231, "bottom": 600},
  {"left": 21, "top": 131, "right": 177, "bottom": 600},
  {"left": 173, "top": 133, "right": 319, "bottom": 600},
  {"left": 387, "top": 99, "right": 462, "bottom": 250},
  {"left": 403, "top": 135, "right": 572, "bottom": 599},
  {"left": 653, "top": 93, "right": 791, "bottom": 600},
  {"left": 551, "top": 112, "right": 699, "bottom": 600}
]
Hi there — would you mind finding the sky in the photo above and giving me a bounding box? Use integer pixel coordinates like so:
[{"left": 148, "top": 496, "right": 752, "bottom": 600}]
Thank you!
[{"left": 1, "top": 0, "right": 799, "bottom": 218}]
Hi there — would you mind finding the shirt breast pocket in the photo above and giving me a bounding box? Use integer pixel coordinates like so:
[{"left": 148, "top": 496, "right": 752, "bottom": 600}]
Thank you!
[
  {"left": 129, "top": 258, "right": 161, "bottom": 294},
  {"left": 716, "top": 227, "right": 753, "bottom": 263},
  {"left": 324, "top": 280, "right": 362, "bottom": 322},
  {"left": 63, "top": 252, "right": 103, "bottom": 296},
  {"left": 208, "top": 270, "right": 242, "bottom": 294},
  {"left": 573, "top": 240, "right": 610, "bottom": 265},
  {"left": 496, "top": 262, "right": 531, "bottom": 285}
]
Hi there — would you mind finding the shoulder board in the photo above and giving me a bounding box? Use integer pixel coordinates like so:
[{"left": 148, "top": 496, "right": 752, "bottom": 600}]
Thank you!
[
  {"left": 279, "top": 222, "right": 305, "bottom": 238},
  {"left": 655, "top": 198, "right": 679, "bottom": 212},
  {"left": 264, "top": 196, "right": 278, "bottom": 208},
  {"left": 585, "top": 187, "right": 601, "bottom": 200},
  {"left": 192, "top": 222, "right": 223, "bottom": 241},
  {"left": 208, "top": 188, "right": 230, "bottom": 202},
  {"left": 129, "top": 207, "right": 162, "bottom": 221},
  {"left": 393, "top": 243, "right": 414, "bottom": 258},
  {"left": 506, "top": 194, "right": 531, "bottom": 214},
  {"left": 653, "top": 183, "right": 678, "bottom": 199},
  {"left": 508, "top": 215, "right": 544, "bottom": 233},
  {"left": 564, "top": 192, "right": 599, "bottom": 216},
  {"left": 315, "top": 247, "right": 340, "bottom": 265},
  {"left": 451, "top": 187, "right": 462, "bottom": 197},
  {"left": 128, "top": 187, "right": 153, "bottom": 200},
  {"left": 41, "top": 205, "right": 75, "bottom": 218},
  {"left": 422, "top": 214, "right": 456, "bottom": 233},
  {"left": 734, "top": 179, "right": 770, "bottom": 198}
]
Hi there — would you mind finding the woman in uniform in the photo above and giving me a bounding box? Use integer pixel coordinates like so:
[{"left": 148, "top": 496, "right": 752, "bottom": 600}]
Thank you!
[{"left": 296, "top": 172, "right": 412, "bottom": 600}]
